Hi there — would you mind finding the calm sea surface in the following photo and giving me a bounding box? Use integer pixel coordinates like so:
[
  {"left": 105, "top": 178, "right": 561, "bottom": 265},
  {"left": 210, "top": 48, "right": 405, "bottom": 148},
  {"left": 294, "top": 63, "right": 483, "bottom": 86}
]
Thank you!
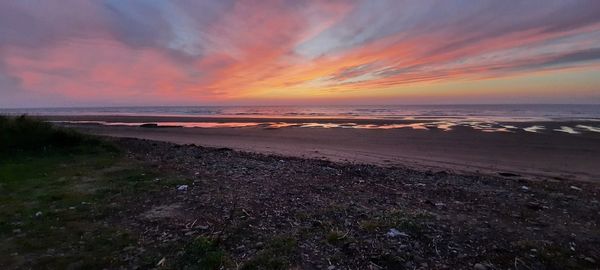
[{"left": 2, "top": 105, "right": 600, "bottom": 121}]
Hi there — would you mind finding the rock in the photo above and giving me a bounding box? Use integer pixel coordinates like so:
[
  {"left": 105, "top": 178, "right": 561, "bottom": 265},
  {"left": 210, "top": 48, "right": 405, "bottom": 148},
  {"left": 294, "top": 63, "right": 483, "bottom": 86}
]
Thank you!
[
  {"left": 473, "top": 263, "right": 487, "bottom": 270},
  {"left": 570, "top": 186, "right": 582, "bottom": 191},
  {"left": 386, "top": 228, "right": 409, "bottom": 237},
  {"left": 526, "top": 202, "right": 543, "bottom": 210},
  {"left": 177, "top": 185, "right": 189, "bottom": 191}
]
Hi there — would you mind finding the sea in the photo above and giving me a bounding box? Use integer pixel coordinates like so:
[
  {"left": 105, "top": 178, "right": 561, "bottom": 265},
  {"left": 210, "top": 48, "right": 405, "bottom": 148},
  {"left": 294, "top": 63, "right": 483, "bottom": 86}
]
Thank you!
[
  {"left": 2, "top": 104, "right": 600, "bottom": 121},
  {"left": 2, "top": 104, "right": 600, "bottom": 134}
]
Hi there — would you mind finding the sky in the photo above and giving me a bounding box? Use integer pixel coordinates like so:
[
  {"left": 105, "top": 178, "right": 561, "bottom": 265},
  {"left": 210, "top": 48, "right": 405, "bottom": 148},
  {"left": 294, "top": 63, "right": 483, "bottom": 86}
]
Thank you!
[{"left": 1, "top": 0, "right": 600, "bottom": 107}]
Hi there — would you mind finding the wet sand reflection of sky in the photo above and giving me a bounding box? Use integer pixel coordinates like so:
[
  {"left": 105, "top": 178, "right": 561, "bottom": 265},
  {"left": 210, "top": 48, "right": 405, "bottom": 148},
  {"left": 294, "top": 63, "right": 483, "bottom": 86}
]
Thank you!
[{"left": 53, "top": 120, "right": 600, "bottom": 135}]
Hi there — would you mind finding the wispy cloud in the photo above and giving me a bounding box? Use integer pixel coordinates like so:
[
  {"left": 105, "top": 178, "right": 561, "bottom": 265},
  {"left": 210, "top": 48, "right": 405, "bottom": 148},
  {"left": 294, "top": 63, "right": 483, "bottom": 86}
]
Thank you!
[{"left": 0, "top": 0, "right": 599, "bottom": 106}]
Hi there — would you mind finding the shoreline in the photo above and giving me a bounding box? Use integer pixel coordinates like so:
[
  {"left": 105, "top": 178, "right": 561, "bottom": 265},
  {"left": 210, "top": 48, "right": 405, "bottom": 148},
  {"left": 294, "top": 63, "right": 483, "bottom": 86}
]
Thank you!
[
  {"left": 3, "top": 116, "right": 600, "bottom": 268},
  {"left": 37, "top": 114, "right": 600, "bottom": 124},
  {"left": 46, "top": 114, "right": 600, "bottom": 182}
]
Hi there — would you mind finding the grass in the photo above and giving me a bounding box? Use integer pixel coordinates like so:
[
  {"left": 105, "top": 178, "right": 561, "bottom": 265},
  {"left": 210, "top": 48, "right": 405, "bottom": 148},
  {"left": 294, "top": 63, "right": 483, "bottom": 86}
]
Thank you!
[
  {"left": 326, "top": 229, "right": 346, "bottom": 244},
  {"left": 0, "top": 116, "right": 165, "bottom": 268},
  {"left": 357, "top": 209, "right": 432, "bottom": 239},
  {"left": 242, "top": 236, "right": 298, "bottom": 270},
  {"left": 0, "top": 115, "right": 226, "bottom": 269},
  {"left": 174, "top": 237, "right": 231, "bottom": 270},
  {"left": 0, "top": 115, "right": 115, "bottom": 156}
]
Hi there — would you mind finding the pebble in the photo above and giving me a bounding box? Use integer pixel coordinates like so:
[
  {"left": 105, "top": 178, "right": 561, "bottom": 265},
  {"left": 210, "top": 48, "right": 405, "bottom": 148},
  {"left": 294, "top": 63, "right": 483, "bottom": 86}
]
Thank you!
[
  {"left": 387, "top": 228, "right": 409, "bottom": 237},
  {"left": 473, "top": 263, "right": 487, "bottom": 270}
]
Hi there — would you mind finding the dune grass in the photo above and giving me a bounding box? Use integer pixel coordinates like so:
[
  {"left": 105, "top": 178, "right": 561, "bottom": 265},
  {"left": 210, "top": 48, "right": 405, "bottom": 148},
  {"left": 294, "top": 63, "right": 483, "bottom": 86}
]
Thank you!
[
  {"left": 0, "top": 115, "right": 115, "bottom": 156},
  {"left": 0, "top": 116, "right": 139, "bottom": 268}
]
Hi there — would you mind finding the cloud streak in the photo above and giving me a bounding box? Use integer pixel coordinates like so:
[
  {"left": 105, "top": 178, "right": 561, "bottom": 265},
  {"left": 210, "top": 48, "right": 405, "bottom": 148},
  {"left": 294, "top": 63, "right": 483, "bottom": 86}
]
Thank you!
[{"left": 0, "top": 0, "right": 599, "bottom": 106}]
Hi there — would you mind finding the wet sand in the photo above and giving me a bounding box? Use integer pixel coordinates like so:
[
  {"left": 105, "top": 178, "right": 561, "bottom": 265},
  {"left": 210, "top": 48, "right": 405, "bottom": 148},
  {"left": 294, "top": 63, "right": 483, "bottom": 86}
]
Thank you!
[{"left": 45, "top": 115, "right": 600, "bottom": 182}]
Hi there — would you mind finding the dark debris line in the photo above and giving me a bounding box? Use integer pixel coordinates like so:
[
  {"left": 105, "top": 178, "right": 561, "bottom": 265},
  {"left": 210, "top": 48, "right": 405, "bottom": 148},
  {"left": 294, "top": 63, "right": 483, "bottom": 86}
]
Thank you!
[{"left": 115, "top": 138, "right": 599, "bottom": 269}]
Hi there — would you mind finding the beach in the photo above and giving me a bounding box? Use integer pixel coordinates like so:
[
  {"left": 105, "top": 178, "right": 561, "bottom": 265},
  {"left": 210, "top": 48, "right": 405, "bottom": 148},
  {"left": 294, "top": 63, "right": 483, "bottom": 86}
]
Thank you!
[
  {"left": 3, "top": 115, "right": 600, "bottom": 269},
  {"left": 45, "top": 114, "right": 600, "bottom": 182},
  {"left": 91, "top": 137, "right": 600, "bottom": 268}
]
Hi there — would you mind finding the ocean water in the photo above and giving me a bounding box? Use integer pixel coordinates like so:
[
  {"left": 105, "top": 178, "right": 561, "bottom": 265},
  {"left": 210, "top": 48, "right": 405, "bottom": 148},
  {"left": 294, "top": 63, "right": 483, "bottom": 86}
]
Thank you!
[
  {"left": 3, "top": 104, "right": 600, "bottom": 121},
  {"left": 3, "top": 105, "right": 600, "bottom": 134}
]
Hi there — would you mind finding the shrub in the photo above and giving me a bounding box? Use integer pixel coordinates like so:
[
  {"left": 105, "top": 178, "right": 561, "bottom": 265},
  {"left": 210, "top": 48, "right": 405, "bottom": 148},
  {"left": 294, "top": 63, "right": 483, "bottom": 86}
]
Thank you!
[{"left": 0, "top": 115, "right": 113, "bottom": 155}]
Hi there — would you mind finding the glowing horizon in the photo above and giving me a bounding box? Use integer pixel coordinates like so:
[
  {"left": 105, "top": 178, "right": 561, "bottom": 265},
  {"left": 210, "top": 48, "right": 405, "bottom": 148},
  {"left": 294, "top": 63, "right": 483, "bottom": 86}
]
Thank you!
[{"left": 1, "top": 0, "right": 600, "bottom": 107}]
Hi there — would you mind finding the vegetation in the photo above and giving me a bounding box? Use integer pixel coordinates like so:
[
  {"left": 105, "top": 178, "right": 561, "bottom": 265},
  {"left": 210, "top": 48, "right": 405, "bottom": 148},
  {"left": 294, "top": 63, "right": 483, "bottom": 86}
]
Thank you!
[
  {"left": 241, "top": 236, "right": 298, "bottom": 270},
  {"left": 0, "top": 115, "right": 132, "bottom": 268},
  {"left": 0, "top": 115, "right": 243, "bottom": 269},
  {"left": 175, "top": 237, "right": 230, "bottom": 270},
  {"left": 0, "top": 115, "right": 116, "bottom": 156},
  {"left": 0, "top": 116, "right": 155, "bottom": 269}
]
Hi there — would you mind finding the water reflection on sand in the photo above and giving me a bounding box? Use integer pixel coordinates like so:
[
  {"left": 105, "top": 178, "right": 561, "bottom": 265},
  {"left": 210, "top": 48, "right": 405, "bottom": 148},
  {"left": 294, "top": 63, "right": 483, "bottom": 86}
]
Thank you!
[{"left": 53, "top": 120, "right": 600, "bottom": 135}]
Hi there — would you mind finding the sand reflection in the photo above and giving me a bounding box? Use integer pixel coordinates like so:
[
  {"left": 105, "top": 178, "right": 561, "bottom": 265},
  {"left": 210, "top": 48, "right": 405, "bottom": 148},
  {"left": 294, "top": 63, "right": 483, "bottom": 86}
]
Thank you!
[{"left": 52, "top": 120, "right": 600, "bottom": 135}]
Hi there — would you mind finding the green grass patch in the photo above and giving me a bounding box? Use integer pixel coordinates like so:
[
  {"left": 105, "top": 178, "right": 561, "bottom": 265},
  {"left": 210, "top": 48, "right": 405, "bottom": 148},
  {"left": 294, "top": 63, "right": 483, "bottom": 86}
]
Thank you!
[
  {"left": 358, "top": 209, "right": 432, "bottom": 238},
  {"left": 0, "top": 115, "right": 115, "bottom": 157},
  {"left": 326, "top": 229, "right": 347, "bottom": 244},
  {"left": 0, "top": 147, "right": 136, "bottom": 268},
  {"left": 242, "top": 236, "right": 298, "bottom": 270},
  {"left": 0, "top": 116, "right": 149, "bottom": 268},
  {"left": 173, "top": 236, "right": 231, "bottom": 270}
]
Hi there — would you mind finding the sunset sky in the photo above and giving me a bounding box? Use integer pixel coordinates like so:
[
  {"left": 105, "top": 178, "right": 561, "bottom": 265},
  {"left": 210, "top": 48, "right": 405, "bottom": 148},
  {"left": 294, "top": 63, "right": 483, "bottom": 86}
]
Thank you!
[{"left": 1, "top": 0, "right": 600, "bottom": 107}]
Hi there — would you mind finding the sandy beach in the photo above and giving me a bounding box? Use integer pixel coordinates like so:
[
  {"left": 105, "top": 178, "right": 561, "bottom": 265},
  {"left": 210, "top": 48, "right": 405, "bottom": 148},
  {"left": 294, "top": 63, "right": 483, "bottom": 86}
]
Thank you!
[{"left": 45, "top": 115, "right": 600, "bottom": 182}]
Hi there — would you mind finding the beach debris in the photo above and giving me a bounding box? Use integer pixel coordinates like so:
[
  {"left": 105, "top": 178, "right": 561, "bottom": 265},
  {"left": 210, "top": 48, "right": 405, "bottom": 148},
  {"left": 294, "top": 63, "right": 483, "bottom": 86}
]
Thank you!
[
  {"left": 387, "top": 228, "right": 409, "bottom": 237},
  {"left": 177, "top": 184, "right": 189, "bottom": 191},
  {"left": 570, "top": 185, "right": 582, "bottom": 191},
  {"left": 520, "top": 186, "right": 529, "bottom": 191},
  {"left": 327, "top": 265, "right": 336, "bottom": 270},
  {"left": 195, "top": 225, "right": 209, "bottom": 230},
  {"left": 156, "top": 257, "right": 166, "bottom": 266},
  {"left": 34, "top": 211, "right": 43, "bottom": 217},
  {"left": 434, "top": 202, "right": 446, "bottom": 207},
  {"left": 584, "top": 257, "right": 596, "bottom": 264}
]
